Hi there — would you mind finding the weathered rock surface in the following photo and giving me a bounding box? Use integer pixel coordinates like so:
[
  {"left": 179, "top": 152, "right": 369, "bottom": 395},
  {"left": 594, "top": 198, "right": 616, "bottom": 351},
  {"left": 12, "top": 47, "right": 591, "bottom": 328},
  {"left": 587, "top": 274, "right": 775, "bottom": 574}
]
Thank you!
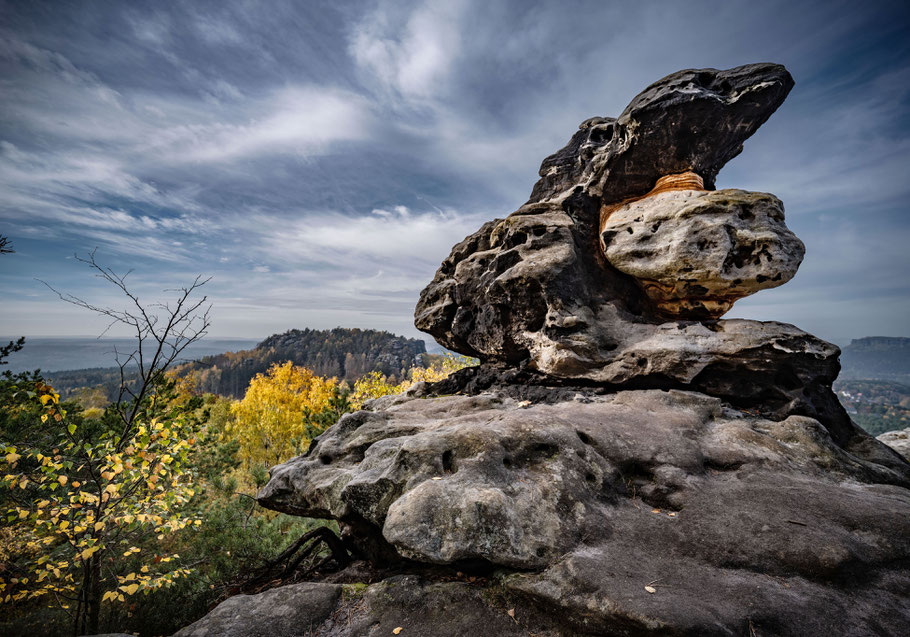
[
  {"left": 879, "top": 427, "right": 910, "bottom": 461},
  {"left": 601, "top": 187, "right": 804, "bottom": 319},
  {"left": 182, "top": 63, "right": 910, "bottom": 637},
  {"left": 258, "top": 390, "right": 910, "bottom": 635},
  {"left": 172, "top": 582, "right": 341, "bottom": 637},
  {"left": 412, "top": 64, "right": 852, "bottom": 449}
]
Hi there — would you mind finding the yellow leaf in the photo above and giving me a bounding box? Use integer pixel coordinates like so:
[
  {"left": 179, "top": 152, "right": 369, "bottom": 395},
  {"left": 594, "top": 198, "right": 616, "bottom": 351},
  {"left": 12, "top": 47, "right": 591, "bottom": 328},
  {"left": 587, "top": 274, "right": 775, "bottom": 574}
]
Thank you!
[
  {"left": 5, "top": 452, "right": 21, "bottom": 464},
  {"left": 392, "top": 629, "right": 403, "bottom": 635},
  {"left": 140, "top": 566, "right": 149, "bottom": 573},
  {"left": 102, "top": 591, "right": 118, "bottom": 602},
  {"left": 58, "top": 476, "right": 68, "bottom": 486},
  {"left": 124, "top": 583, "right": 139, "bottom": 595},
  {"left": 40, "top": 394, "right": 52, "bottom": 405},
  {"left": 41, "top": 414, "right": 48, "bottom": 423},
  {"left": 94, "top": 522, "right": 104, "bottom": 531}
]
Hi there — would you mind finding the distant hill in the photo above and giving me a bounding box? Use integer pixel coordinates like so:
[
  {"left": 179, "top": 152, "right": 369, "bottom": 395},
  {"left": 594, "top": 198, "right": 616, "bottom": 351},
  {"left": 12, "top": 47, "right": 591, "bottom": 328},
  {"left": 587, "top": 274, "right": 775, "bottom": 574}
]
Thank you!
[
  {"left": 840, "top": 337, "right": 910, "bottom": 382},
  {"left": 174, "top": 328, "right": 427, "bottom": 398}
]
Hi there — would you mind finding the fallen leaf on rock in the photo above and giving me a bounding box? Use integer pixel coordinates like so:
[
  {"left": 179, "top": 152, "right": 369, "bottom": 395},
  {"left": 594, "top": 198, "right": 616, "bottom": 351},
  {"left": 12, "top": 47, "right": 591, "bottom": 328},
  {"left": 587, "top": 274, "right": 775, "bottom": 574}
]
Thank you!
[
  {"left": 431, "top": 477, "right": 442, "bottom": 480},
  {"left": 517, "top": 400, "right": 532, "bottom": 408},
  {"left": 645, "top": 586, "right": 657, "bottom": 593},
  {"left": 393, "top": 628, "right": 403, "bottom": 635},
  {"left": 668, "top": 512, "right": 677, "bottom": 517},
  {"left": 651, "top": 509, "right": 661, "bottom": 514},
  {"left": 507, "top": 608, "right": 515, "bottom": 617}
]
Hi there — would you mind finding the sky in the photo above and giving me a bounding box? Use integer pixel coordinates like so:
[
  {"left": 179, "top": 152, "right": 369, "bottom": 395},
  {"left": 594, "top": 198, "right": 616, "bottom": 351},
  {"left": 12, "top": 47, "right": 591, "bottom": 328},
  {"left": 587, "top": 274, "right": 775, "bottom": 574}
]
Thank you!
[{"left": 0, "top": 0, "right": 908, "bottom": 346}]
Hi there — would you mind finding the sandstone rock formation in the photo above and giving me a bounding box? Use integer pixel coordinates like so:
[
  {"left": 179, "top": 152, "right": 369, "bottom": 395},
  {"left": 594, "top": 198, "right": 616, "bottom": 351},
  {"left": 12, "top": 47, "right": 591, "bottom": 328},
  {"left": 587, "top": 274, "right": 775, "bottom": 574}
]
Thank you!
[
  {"left": 600, "top": 179, "right": 804, "bottom": 319},
  {"left": 257, "top": 390, "right": 910, "bottom": 635},
  {"left": 878, "top": 427, "right": 910, "bottom": 461},
  {"left": 175, "top": 63, "right": 910, "bottom": 637}
]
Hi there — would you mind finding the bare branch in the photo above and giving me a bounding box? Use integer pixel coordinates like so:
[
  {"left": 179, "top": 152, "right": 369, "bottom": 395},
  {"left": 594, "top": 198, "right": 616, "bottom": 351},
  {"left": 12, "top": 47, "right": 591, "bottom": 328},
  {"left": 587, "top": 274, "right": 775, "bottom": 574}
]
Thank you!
[{"left": 42, "top": 251, "right": 212, "bottom": 439}]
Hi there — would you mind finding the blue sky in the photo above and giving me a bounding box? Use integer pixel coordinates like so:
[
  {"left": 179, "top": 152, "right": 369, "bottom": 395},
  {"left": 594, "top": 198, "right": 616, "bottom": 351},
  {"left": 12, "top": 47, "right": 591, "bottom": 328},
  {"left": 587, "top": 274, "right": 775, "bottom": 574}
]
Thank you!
[{"left": 0, "top": 0, "right": 908, "bottom": 345}]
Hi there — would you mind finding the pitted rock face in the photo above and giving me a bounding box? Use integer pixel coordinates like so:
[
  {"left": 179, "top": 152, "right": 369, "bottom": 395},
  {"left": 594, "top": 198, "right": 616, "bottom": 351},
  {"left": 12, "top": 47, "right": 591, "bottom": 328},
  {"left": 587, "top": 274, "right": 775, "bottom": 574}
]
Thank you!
[
  {"left": 413, "top": 62, "right": 860, "bottom": 442},
  {"left": 601, "top": 186, "right": 805, "bottom": 319}
]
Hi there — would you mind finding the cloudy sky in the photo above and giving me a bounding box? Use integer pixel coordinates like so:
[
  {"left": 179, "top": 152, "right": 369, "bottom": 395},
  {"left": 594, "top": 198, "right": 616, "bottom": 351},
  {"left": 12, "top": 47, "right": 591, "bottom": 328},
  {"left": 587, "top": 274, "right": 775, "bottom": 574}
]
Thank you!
[{"left": 1, "top": 0, "right": 908, "bottom": 346}]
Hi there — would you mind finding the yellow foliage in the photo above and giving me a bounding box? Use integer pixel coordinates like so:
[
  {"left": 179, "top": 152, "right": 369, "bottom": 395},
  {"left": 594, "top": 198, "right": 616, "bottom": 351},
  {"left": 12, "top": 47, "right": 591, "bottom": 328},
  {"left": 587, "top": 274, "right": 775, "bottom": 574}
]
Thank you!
[
  {"left": 351, "top": 355, "right": 477, "bottom": 408},
  {"left": 229, "top": 361, "right": 339, "bottom": 468},
  {"left": 410, "top": 354, "right": 477, "bottom": 384},
  {"left": 351, "top": 371, "right": 407, "bottom": 409},
  {"left": 0, "top": 381, "right": 200, "bottom": 608}
]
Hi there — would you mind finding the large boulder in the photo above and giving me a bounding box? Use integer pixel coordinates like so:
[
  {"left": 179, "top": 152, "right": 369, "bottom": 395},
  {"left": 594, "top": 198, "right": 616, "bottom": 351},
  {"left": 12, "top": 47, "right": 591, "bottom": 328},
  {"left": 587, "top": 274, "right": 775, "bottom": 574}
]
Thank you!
[
  {"left": 187, "top": 63, "right": 910, "bottom": 637},
  {"left": 879, "top": 427, "right": 910, "bottom": 461},
  {"left": 172, "top": 582, "right": 341, "bottom": 637},
  {"left": 258, "top": 389, "right": 910, "bottom": 635},
  {"left": 601, "top": 184, "right": 804, "bottom": 319}
]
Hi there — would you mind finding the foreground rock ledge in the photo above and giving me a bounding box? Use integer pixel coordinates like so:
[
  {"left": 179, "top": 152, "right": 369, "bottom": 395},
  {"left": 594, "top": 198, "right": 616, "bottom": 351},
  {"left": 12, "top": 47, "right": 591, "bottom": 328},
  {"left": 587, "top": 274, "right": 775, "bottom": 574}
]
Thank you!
[{"left": 253, "top": 389, "right": 910, "bottom": 636}]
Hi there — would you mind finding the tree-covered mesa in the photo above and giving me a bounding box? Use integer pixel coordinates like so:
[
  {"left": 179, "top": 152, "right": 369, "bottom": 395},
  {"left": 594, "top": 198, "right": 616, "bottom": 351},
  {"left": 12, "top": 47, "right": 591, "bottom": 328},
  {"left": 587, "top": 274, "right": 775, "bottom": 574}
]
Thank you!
[
  {"left": 1, "top": 336, "right": 474, "bottom": 636},
  {"left": 173, "top": 327, "right": 428, "bottom": 398}
]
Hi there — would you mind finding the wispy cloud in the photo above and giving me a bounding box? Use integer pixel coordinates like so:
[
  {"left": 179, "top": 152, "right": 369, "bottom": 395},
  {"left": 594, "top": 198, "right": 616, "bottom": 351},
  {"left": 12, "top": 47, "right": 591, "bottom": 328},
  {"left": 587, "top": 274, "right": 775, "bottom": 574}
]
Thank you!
[{"left": 1, "top": 0, "right": 908, "bottom": 342}]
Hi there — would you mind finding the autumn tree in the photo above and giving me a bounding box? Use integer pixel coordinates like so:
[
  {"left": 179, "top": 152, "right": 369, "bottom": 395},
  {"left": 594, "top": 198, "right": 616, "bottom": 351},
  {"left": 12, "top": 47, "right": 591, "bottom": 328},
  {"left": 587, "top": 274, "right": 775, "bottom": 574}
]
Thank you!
[
  {"left": 229, "top": 362, "right": 343, "bottom": 474},
  {"left": 0, "top": 254, "right": 210, "bottom": 635},
  {"left": 350, "top": 354, "right": 477, "bottom": 407}
]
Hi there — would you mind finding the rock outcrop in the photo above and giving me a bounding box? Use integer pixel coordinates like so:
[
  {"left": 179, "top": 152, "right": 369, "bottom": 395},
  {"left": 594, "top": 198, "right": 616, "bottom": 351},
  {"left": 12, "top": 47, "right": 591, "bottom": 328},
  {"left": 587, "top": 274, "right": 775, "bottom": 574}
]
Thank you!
[
  {"left": 879, "top": 427, "right": 910, "bottom": 461},
  {"left": 257, "top": 390, "right": 910, "bottom": 635},
  {"left": 175, "top": 63, "right": 910, "bottom": 637},
  {"left": 600, "top": 179, "right": 804, "bottom": 319}
]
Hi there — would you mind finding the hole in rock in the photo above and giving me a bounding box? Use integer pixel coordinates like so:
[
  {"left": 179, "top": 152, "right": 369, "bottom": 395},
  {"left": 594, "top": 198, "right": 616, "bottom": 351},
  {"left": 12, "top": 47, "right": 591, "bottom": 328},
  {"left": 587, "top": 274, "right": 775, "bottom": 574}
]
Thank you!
[
  {"left": 703, "top": 459, "right": 745, "bottom": 473},
  {"left": 696, "top": 71, "right": 714, "bottom": 87},
  {"left": 319, "top": 454, "right": 332, "bottom": 465},
  {"left": 585, "top": 472, "right": 597, "bottom": 484},
  {"left": 577, "top": 430, "right": 593, "bottom": 445},
  {"left": 536, "top": 547, "right": 547, "bottom": 558},
  {"left": 532, "top": 226, "right": 547, "bottom": 237},
  {"left": 502, "top": 456, "right": 512, "bottom": 468},
  {"left": 493, "top": 249, "right": 522, "bottom": 274},
  {"left": 626, "top": 227, "right": 634, "bottom": 234},
  {"left": 589, "top": 125, "right": 614, "bottom": 144},
  {"left": 531, "top": 443, "right": 559, "bottom": 461},
  {"left": 508, "top": 231, "right": 528, "bottom": 248},
  {"left": 618, "top": 459, "right": 655, "bottom": 489},
  {"left": 442, "top": 450, "right": 456, "bottom": 473}
]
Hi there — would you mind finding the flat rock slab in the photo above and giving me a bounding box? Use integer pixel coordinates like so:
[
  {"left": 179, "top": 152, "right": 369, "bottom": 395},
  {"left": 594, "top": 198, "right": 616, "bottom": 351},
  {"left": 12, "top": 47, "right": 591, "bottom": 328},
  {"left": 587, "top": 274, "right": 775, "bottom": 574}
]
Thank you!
[
  {"left": 172, "top": 582, "right": 341, "bottom": 637},
  {"left": 259, "top": 390, "right": 910, "bottom": 636},
  {"left": 879, "top": 427, "right": 910, "bottom": 461}
]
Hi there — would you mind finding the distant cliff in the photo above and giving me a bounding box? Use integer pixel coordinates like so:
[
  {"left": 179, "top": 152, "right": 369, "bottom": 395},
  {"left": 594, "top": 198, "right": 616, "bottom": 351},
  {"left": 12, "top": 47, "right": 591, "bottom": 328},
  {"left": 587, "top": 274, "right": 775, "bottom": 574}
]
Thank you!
[
  {"left": 174, "top": 327, "right": 426, "bottom": 398},
  {"left": 840, "top": 336, "right": 910, "bottom": 382}
]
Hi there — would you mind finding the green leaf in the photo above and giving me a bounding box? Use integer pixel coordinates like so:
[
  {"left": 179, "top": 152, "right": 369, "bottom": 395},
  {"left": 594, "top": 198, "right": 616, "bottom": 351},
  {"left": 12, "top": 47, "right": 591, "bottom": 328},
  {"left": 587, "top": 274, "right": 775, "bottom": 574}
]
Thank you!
[{"left": 67, "top": 424, "right": 77, "bottom": 435}]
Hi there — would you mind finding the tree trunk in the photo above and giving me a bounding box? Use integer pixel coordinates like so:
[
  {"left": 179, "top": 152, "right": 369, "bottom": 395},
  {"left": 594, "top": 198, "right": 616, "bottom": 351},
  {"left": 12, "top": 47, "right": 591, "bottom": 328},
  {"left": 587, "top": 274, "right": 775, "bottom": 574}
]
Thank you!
[{"left": 87, "top": 554, "right": 101, "bottom": 635}]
